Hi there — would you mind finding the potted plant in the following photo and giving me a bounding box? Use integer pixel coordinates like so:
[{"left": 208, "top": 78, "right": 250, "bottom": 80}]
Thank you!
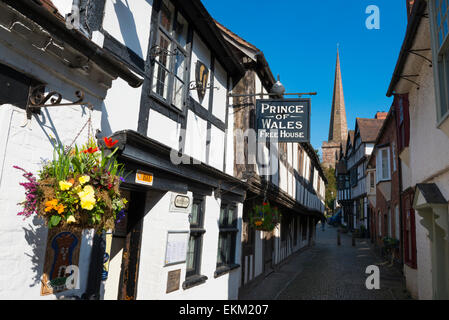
[
  {"left": 14, "top": 137, "right": 128, "bottom": 232},
  {"left": 382, "top": 236, "right": 400, "bottom": 264},
  {"left": 249, "top": 202, "right": 281, "bottom": 232}
]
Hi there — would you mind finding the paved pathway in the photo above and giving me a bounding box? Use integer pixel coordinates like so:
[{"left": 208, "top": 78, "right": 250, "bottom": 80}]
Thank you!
[{"left": 240, "top": 224, "right": 413, "bottom": 300}]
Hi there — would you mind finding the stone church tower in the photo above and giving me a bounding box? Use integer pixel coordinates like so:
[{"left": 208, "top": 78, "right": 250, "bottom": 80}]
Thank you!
[{"left": 322, "top": 49, "right": 348, "bottom": 169}]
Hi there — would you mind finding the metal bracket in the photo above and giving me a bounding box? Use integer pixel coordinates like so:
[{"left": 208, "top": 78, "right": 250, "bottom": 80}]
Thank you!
[
  {"left": 408, "top": 49, "right": 432, "bottom": 67},
  {"left": 149, "top": 45, "right": 178, "bottom": 60},
  {"left": 227, "top": 92, "right": 317, "bottom": 98},
  {"left": 26, "top": 84, "right": 93, "bottom": 120},
  {"left": 399, "top": 75, "right": 421, "bottom": 90},
  {"left": 189, "top": 81, "right": 219, "bottom": 91}
]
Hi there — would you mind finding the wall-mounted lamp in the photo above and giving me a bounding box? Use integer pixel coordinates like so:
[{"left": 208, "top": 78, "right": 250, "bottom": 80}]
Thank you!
[{"left": 271, "top": 75, "right": 285, "bottom": 96}]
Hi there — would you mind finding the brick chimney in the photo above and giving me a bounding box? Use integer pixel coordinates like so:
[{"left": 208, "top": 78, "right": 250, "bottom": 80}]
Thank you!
[
  {"left": 406, "top": 0, "right": 415, "bottom": 21},
  {"left": 375, "top": 112, "right": 388, "bottom": 120}
]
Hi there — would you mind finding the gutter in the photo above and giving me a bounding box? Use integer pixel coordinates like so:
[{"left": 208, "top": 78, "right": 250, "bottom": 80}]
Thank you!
[
  {"left": 2, "top": 0, "right": 144, "bottom": 88},
  {"left": 386, "top": 0, "right": 427, "bottom": 97}
]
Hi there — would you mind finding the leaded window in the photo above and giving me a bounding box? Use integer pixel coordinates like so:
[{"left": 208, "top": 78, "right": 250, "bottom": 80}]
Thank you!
[
  {"left": 186, "top": 196, "right": 205, "bottom": 278},
  {"left": 152, "top": 0, "right": 189, "bottom": 110},
  {"left": 430, "top": 0, "right": 449, "bottom": 122},
  {"left": 216, "top": 203, "right": 238, "bottom": 268}
]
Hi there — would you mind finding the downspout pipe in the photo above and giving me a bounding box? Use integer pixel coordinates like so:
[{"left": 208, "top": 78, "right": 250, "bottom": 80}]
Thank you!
[{"left": 3, "top": 0, "right": 144, "bottom": 88}]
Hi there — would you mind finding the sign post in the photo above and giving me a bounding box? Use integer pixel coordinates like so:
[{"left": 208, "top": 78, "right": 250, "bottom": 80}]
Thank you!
[{"left": 256, "top": 99, "right": 311, "bottom": 143}]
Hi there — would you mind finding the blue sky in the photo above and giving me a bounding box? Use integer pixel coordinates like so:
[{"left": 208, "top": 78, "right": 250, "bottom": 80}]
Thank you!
[{"left": 202, "top": 0, "right": 407, "bottom": 154}]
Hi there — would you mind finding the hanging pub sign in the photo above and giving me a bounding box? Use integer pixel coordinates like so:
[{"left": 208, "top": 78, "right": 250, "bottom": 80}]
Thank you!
[{"left": 256, "top": 99, "right": 311, "bottom": 143}]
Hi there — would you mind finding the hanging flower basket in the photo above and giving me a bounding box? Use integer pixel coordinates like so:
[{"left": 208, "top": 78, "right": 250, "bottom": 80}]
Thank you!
[
  {"left": 14, "top": 137, "right": 127, "bottom": 232},
  {"left": 249, "top": 202, "right": 281, "bottom": 232}
]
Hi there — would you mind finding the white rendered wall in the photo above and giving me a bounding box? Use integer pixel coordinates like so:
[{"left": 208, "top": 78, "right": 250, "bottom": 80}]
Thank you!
[
  {"left": 408, "top": 57, "right": 449, "bottom": 300},
  {"left": 212, "top": 61, "right": 227, "bottom": 123},
  {"left": 101, "top": 77, "right": 141, "bottom": 136},
  {"left": 136, "top": 191, "right": 243, "bottom": 300},
  {"left": 0, "top": 35, "right": 106, "bottom": 298},
  {"left": 190, "top": 32, "right": 211, "bottom": 109},
  {"left": 51, "top": 0, "right": 73, "bottom": 17},
  {"left": 102, "top": 0, "right": 153, "bottom": 60},
  {"left": 208, "top": 125, "right": 225, "bottom": 171},
  {"left": 184, "top": 111, "right": 208, "bottom": 163},
  {"left": 147, "top": 109, "right": 181, "bottom": 151}
]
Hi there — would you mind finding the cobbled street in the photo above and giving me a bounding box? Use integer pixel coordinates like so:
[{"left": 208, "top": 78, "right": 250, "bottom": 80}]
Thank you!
[{"left": 241, "top": 225, "right": 413, "bottom": 300}]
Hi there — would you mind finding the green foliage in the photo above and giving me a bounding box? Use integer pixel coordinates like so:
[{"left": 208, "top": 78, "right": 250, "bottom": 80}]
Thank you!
[
  {"left": 19, "top": 138, "right": 127, "bottom": 232},
  {"left": 249, "top": 202, "right": 281, "bottom": 232}
]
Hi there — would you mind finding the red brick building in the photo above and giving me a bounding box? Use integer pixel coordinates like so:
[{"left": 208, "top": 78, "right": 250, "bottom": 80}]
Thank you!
[{"left": 367, "top": 95, "right": 415, "bottom": 266}]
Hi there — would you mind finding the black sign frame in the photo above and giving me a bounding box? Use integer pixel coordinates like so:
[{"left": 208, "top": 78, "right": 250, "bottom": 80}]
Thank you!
[{"left": 256, "top": 98, "right": 311, "bottom": 143}]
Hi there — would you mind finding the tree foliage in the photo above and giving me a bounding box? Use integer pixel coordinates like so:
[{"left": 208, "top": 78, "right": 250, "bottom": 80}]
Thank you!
[{"left": 324, "top": 167, "right": 337, "bottom": 213}]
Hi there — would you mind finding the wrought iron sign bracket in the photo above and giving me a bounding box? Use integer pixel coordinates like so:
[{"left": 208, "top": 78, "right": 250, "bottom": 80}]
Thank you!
[
  {"left": 188, "top": 81, "right": 219, "bottom": 91},
  {"left": 149, "top": 45, "right": 178, "bottom": 61},
  {"left": 227, "top": 92, "right": 317, "bottom": 98},
  {"left": 26, "top": 84, "right": 93, "bottom": 120}
]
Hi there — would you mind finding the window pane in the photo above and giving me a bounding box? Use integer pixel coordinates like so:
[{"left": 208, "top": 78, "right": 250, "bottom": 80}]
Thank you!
[
  {"left": 160, "top": 0, "right": 174, "bottom": 32},
  {"left": 175, "top": 12, "right": 188, "bottom": 49},
  {"left": 190, "top": 202, "right": 199, "bottom": 225},
  {"left": 217, "top": 233, "right": 225, "bottom": 264},
  {"left": 381, "top": 149, "right": 389, "bottom": 179},
  {"left": 172, "top": 77, "right": 184, "bottom": 109},
  {"left": 226, "top": 233, "right": 232, "bottom": 264},
  {"left": 228, "top": 208, "right": 235, "bottom": 226},
  {"left": 156, "top": 33, "right": 171, "bottom": 69},
  {"left": 442, "top": 53, "right": 449, "bottom": 118},
  {"left": 186, "top": 236, "right": 196, "bottom": 273},
  {"left": 174, "top": 51, "right": 185, "bottom": 79},
  {"left": 219, "top": 206, "right": 227, "bottom": 226},
  {"left": 152, "top": 62, "right": 169, "bottom": 99}
]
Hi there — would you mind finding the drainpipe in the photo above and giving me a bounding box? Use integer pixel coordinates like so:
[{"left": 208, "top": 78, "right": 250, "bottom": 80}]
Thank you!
[{"left": 398, "top": 151, "right": 405, "bottom": 269}]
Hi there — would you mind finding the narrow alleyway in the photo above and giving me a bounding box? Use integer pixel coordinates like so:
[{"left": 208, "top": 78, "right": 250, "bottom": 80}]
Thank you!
[{"left": 240, "top": 225, "right": 413, "bottom": 300}]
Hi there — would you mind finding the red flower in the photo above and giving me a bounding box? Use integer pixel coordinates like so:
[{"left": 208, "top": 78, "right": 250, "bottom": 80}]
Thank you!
[
  {"left": 104, "top": 137, "right": 118, "bottom": 149},
  {"left": 82, "top": 147, "right": 98, "bottom": 154},
  {"left": 263, "top": 202, "right": 268, "bottom": 206},
  {"left": 108, "top": 183, "right": 113, "bottom": 190}
]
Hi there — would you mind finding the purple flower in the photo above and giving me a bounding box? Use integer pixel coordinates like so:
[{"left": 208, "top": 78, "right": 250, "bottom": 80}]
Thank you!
[{"left": 14, "top": 166, "right": 40, "bottom": 219}]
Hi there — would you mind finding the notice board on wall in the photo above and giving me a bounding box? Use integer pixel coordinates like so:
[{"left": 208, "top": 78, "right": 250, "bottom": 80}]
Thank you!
[{"left": 164, "top": 231, "right": 189, "bottom": 266}]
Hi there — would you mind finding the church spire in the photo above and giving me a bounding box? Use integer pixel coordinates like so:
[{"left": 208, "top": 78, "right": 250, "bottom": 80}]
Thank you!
[{"left": 328, "top": 48, "right": 348, "bottom": 144}]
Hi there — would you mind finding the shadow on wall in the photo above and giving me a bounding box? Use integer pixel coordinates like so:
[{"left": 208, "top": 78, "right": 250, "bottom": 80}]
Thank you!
[
  {"left": 112, "top": 0, "right": 146, "bottom": 60},
  {"left": 34, "top": 102, "right": 94, "bottom": 148},
  {"left": 23, "top": 215, "right": 48, "bottom": 289}
]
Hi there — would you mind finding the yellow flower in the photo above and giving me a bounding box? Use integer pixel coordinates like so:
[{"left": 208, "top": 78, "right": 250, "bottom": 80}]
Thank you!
[
  {"left": 67, "top": 215, "right": 76, "bottom": 224},
  {"left": 59, "top": 180, "right": 73, "bottom": 191},
  {"left": 80, "top": 196, "right": 96, "bottom": 210},
  {"left": 78, "top": 175, "right": 91, "bottom": 185},
  {"left": 78, "top": 185, "right": 96, "bottom": 211}
]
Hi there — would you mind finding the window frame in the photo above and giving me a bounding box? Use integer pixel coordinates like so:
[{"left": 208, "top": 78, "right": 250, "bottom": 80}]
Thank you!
[
  {"left": 376, "top": 147, "right": 391, "bottom": 183},
  {"left": 216, "top": 202, "right": 238, "bottom": 270},
  {"left": 429, "top": 0, "right": 449, "bottom": 125},
  {"left": 150, "top": 0, "right": 190, "bottom": 112},
  {"left": 185, "top": 196, "right": 206, "bottom": 280}
]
